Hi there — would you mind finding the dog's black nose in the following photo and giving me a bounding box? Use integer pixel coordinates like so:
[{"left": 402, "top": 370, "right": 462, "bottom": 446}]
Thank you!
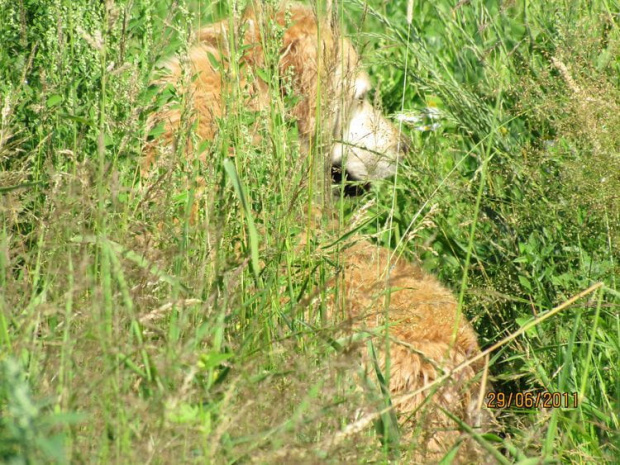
[{"left": 331, "top": 165, "right": 369, "bottom": 196}]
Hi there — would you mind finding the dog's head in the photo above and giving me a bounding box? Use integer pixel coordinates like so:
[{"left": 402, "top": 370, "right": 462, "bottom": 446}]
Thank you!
[
  {"left": 249, "top": 4, "right": 408, "bottom": 182},
  {"left": 328, "top": 40, "right": 408, "bottom": 181}
]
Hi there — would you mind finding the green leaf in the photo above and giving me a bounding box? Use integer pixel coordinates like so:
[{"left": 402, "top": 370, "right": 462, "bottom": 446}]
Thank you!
[
  {"left": 516, "top": 317, "right": 538, "bottom": 338},
  {"left": 223, "top": 158, "right": 261, "bottom": 282},
  {"left": 46, "top": 94, "right": 62, "bottom": 108},
  {"left": 198, "top": 352, "right": 233, "bottom": 371},
  {"left": 518, "top": 275, "right": 532, "bottom": 292}
]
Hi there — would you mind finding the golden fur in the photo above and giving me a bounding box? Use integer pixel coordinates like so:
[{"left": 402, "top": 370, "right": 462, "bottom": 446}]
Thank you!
[
  {"left": 145, "top": 2, "right": 490, "bottom": 462},
  {"left": 144, "top": 2, "right": 406, "bottom": 180},
  {"left": 330, "top": 239, "right": 489, "bottom": 462}
]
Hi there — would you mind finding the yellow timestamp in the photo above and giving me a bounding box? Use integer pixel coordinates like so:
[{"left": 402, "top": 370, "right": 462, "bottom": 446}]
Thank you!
[{"left": 485, "top": 391, "right": 579, "bottom": 409}]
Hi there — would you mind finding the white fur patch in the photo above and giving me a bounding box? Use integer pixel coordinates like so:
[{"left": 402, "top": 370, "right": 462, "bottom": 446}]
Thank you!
[{"left": 333, "top": 97, "right": 402, "bottom": 180}]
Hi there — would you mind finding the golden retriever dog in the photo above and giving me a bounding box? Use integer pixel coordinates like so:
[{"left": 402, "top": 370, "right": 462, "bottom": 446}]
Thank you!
[
  {"left": 329, "top": 239, "right": 490, "bottom": 462},
  {"left": 143, "top": 2, "right": 407, "bottom": 181},
  {"left": 145, "top": 1, "right": 490, "bottom": 461}
]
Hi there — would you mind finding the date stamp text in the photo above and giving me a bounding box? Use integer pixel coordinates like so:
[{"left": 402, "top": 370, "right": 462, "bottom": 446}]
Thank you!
[{"left": 486, "top": 391, "right": 579, "bottom": 409}]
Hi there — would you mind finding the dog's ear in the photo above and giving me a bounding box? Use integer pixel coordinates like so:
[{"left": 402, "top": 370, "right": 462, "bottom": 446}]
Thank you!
[
  {"left": 278, "top": 39, "right": 298, "bottom": 97},
  {"left": 278, "top": 35, "right": 319, "bottom": 136}
]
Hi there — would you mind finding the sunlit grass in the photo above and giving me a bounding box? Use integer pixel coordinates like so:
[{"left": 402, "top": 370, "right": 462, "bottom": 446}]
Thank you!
[{"left": 0, "top": 0, "right": 618, "bottom": 463}]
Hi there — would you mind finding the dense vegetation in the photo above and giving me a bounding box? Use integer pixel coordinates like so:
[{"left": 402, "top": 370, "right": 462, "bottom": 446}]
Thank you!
[{"left": 1, "top": 0, "right": 618, "bottom": 463}]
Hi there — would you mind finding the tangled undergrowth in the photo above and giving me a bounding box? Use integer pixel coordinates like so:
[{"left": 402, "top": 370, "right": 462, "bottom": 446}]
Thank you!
[{"left": 1, "top": 0, "right": 618, "bottom": 463}]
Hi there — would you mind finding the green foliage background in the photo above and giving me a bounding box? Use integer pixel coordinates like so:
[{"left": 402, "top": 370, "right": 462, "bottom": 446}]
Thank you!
[{"left": 1, "top": 0, "right": 618, "bottom": 463}]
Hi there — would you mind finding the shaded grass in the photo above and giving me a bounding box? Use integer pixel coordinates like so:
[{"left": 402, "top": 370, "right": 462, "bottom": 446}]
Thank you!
[{"left": 1, "top": 0, "right": 619, "bottom": 463}]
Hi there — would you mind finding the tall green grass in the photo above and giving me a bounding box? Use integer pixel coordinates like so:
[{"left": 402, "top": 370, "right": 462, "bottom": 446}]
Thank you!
[{"left": 1, "top": 0, "right": 618, "bottom": 463}]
